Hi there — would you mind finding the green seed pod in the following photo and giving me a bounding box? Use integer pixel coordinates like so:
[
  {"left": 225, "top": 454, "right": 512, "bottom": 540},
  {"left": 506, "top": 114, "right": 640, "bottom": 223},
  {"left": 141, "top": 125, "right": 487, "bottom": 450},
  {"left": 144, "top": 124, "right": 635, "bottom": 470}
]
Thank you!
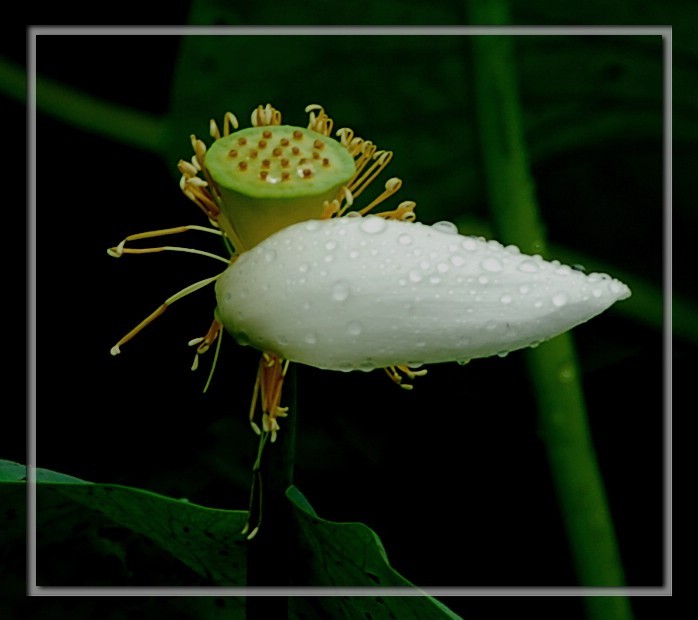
[{"left": 204, "top": 125, "right": 356, "bottom": 248}]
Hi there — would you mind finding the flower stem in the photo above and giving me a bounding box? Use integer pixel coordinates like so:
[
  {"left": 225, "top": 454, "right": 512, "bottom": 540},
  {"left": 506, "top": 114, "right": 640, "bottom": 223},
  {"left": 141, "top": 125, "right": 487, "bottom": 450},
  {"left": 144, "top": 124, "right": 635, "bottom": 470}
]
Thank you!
[
  {"left": 468, "top": 2, "right": 633, "bottom": 618},
  {"left": 245, "top": 364, "right": 297, "bottom": 618},
  {"left": 2, "top": 54, "right": 167, "bottom": 153}
]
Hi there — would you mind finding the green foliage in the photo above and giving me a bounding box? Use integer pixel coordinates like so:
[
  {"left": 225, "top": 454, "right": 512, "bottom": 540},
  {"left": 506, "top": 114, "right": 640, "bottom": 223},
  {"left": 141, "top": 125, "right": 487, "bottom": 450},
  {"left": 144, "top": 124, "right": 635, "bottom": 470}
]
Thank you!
[{"left": 2, "top": 461, "right": 462, "bottom": 618}]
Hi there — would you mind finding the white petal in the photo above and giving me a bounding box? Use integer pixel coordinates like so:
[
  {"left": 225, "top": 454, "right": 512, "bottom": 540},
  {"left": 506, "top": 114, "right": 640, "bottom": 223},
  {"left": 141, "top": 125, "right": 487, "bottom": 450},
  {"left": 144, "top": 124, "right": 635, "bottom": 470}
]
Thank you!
[{"left": 215, "top": 216, "right": 631, "bottom": 371}]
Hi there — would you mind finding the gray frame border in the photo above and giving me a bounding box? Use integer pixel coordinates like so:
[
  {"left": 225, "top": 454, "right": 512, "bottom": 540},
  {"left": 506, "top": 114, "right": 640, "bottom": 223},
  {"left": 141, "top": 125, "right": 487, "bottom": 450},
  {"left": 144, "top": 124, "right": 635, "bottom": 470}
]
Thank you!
[{"left": 27, "top": 24, "right": 672, "bottom": 597}]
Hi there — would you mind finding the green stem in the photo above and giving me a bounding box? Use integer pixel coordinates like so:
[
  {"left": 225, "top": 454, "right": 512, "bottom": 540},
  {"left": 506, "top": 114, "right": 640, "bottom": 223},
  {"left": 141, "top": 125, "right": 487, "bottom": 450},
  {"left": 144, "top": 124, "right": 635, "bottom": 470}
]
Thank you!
[
  {"left": 246, "top": 364, "right": 297, "bottom": 618},
  {"left": 0, "top": 55, "right": 167, "bottom": 153},
  {"left": 467, "top": 2, "right": 633, "bottom": 618}
]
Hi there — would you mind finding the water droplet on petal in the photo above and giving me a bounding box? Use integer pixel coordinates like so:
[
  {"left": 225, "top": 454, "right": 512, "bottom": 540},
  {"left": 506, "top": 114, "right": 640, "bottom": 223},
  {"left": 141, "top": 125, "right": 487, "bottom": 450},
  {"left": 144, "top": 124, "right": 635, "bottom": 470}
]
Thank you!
[
  {"left": 519, "top": 260, "right": 538, "bottom": 273},
  {"left": 482, "top": 257, "right": 503, "bottom": 272},
  {"left": 408, "top": 269, "right": 423, "bottom": 283},
  {"left": 332, "top": 280, "right": 350, "bottom": 302},
  {"left": 461, "top": 237, "right": 478, "bottom": 251},
  {"left": 432, "top": 220, "right": 459, "bottom": 234},
  {"left": 610, "top": 281, "right": 625, "bottom": 295},
  {"left": 360, "top": 216, "right": 387, "bottom": 234},
  {"left": 500, "top": 294, "right": 513, "bottom": 304},
  {"left": 304, "top": 220, "right": 321, "bottom": 232},
  {"left": 304, "top": 332, "right": 317, "bottom": 345},
  {"left": 264, "top": 249, "right": 276, "bottom": 263},
  {"left": 552, "top": 292, "right": 569, "bottom": 307},
  {"left": 398, "top": 233, "right": 413, "bottom": 245},
  {"left": 347, "top": 321, "right": 362, "bottom": 336},
  {"left": 325, "top": 240, "right": 337, "bottom": 251},
  {"left": 450, "top": 254, "right": 466, "bottom": 267},
  {"left": 235, "top": 331, "right": 250, "bottom": 346},
  {"left": 436, "top": 262, "right": 450, "bottom": 273}
]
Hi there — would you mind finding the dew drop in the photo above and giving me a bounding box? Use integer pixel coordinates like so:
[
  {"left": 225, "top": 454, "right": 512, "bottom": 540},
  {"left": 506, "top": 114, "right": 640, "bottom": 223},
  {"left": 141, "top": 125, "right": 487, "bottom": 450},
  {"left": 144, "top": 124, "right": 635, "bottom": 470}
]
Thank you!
[
  {"left": 519, "top": 285, "right": 530, "bottom": 295},
  {"left": 349, "top": 250, "right": 360, "bottom": 259},
  {"left": 325, "top": 240, "right": 338, "bottom": 251},
  {"left": 500, "top": 294, "right": 513, "bottom": 304},
  {"left": 304, "top": 220, "right": 321, "bottom": 232},
  {"left": 518, "top": 260, "right": 538, "bottom": 273},
  {"left": 429, "top": 275, "right": 441, "bottom": 284},
  {"left": 304, "top": 332, "right": 317, "bottom": 345},
  {"left": 398, "top": 233, "right": 413, "bottom": 245},
  {"left": 450, "top": 254, "right": 466, "bottom": 267},
  {"left": 592, "top": 288, "right": 603, "bottom": 298},
  {"left": 408, "top": 269, "right": 423, "bottom": 283},
  {"left": 332, "top": 281, "right": 350, "bottom": 302},
  {"left": 481, "top": 257, "right": 503, "bottom": 272},
  {"left": 275, "top": 334, "right": 289, "bottom": 346},
  {"left": 432, "top": 220, "right": 458, "bottom": 235},
  {"left": 360, "top": 216, "right": 387, "bottom": 234},
  {"left": 552, "top": 292, "right": 568, "bottom": 307},
  {"left": 461, "top": 237, "right": 478, "bottom": 251},
  {"left": 298, "top": 262, "right": 310, "bottom": 273},
  {"left": 478, "top": 275, "right": 489, "bottom": 285},
  {"left": 347, "top": 321, "right": 363, "bottom": 336},
  {"left": 235, "top": 331, "right": 250, "bottom": 346},
  {"left": 436, "top": 262, "right": 450, "bottom": 273},
  {"left": 610, "top": 281, "right": 625, "bottom": 295},
  {"left": 555, "top": 265, "right": 572, "bottom": 275},
  {"left": 263, "top": 249, "right": 276, "bottom": 263}
]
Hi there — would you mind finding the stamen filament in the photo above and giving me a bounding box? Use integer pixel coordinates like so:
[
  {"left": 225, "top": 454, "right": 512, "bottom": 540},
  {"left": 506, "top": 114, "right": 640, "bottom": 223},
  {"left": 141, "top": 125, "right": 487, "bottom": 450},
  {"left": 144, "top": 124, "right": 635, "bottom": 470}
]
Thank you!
[
  {"left": 109, "top": 245, "right": 230, "bottom": 265},
  {"left": 110, "top": 274, "right": 221, "bottom": 355}
]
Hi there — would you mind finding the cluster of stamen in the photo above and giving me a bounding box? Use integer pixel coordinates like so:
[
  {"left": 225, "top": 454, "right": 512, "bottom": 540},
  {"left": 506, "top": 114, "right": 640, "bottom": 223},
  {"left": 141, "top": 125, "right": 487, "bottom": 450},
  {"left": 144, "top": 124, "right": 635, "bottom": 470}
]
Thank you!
[
  {"left": 248, "top": 353, "right": 290, "bottom": 442},
  {"left": 111, "top": 103, "right": 426, "bottom": 449},
  {"left": 385, "top": 365, "right": 429, "bottom": 390}
]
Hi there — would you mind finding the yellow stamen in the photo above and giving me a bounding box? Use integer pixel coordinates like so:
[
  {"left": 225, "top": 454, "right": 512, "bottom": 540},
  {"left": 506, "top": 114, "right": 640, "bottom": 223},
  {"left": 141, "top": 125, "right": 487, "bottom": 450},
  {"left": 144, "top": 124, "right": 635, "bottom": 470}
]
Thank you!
[{"left": 109, "top": 274, "right": 221, "bottom": 356}]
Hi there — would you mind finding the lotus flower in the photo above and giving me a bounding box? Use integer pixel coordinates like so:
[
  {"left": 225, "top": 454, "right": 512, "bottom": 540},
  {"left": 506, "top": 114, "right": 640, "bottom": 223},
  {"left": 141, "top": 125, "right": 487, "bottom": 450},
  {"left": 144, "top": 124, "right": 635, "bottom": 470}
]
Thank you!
[
  {"left": 215, "top": 215, "right": 631, "bottom": 374},
  {"left": 109, "top": 103, "right": 631, "bottom": 441}
]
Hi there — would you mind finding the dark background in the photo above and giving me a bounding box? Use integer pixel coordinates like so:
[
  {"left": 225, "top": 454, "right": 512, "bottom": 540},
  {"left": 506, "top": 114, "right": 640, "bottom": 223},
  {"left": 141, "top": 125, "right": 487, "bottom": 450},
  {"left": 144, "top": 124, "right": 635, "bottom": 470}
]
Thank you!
[{"left": 7, "top": 2, "right": 685, "bottom": 618}]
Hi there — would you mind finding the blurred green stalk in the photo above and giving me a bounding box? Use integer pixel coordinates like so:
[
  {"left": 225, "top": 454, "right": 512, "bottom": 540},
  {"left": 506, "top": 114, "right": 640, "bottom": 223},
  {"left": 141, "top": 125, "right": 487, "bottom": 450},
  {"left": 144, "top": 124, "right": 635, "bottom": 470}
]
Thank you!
[{"left": 467, "top": 2, "right": 634, "bottom": 619}]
